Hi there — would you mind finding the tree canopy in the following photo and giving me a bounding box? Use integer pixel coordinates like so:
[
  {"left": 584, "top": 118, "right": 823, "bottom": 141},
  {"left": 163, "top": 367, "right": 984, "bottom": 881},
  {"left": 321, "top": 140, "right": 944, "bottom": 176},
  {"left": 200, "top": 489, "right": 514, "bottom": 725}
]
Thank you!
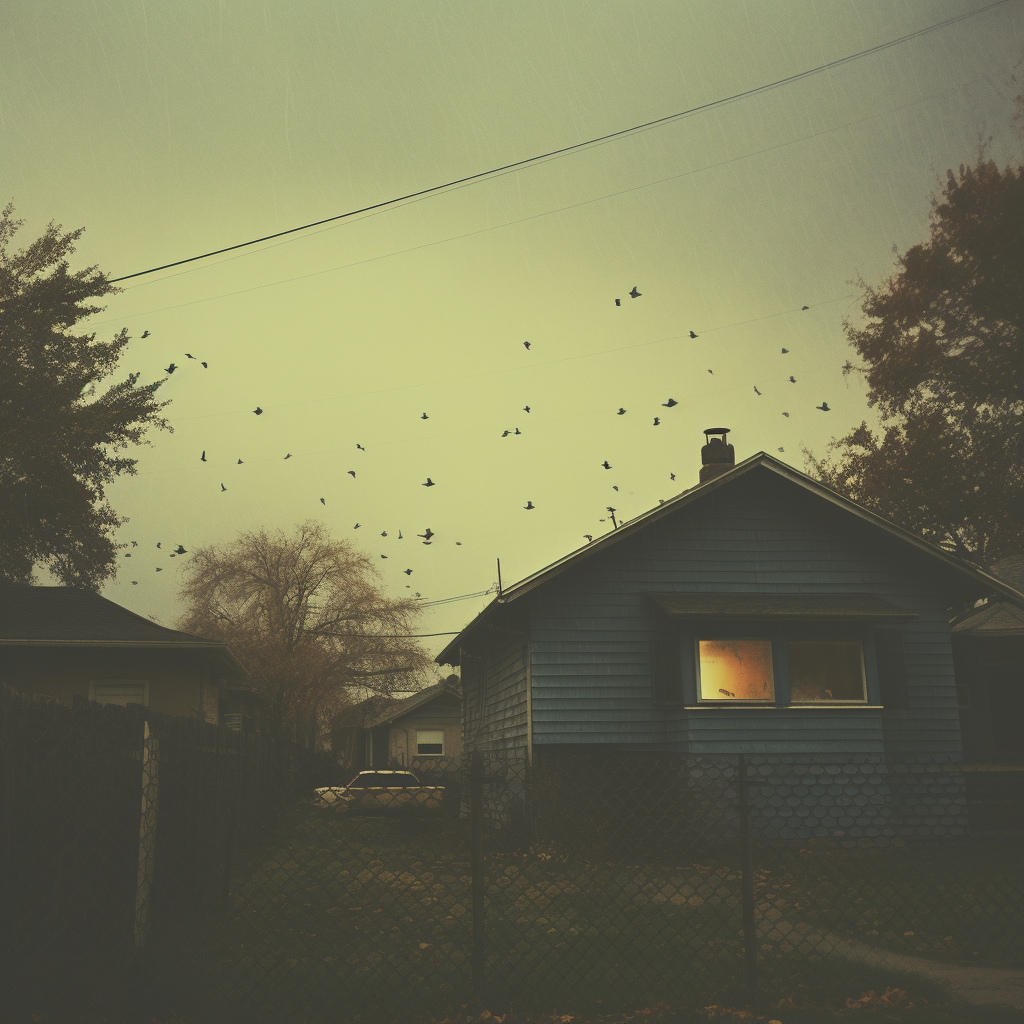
[
  {"left": 805, "top": 156, "right": 1024, "bottom": 567},
  {"left": 177, "top": 521, "right": 434, "bottom": 746},
  {"left": 0, "top": 203, "right": 170, "bottom": 588}
]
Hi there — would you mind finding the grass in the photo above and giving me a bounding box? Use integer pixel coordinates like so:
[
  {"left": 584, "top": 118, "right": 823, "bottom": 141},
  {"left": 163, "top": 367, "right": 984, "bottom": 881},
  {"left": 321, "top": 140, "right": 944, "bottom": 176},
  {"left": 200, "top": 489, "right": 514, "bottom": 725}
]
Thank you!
[{"left": 139, "top": 802, "right": 1024, "bottom": 1024}]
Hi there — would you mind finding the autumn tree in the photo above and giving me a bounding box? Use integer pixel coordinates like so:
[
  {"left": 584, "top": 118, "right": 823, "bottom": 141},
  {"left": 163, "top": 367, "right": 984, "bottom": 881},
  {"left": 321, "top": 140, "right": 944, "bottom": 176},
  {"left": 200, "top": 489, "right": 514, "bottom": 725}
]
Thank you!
[
  {"left": 177, "top": 521, "right": 432, "bottom": 747},
  {"left": 804, "top": 156, "right": 1024, "bottom": 567},
  {"left": 0, "top": 203, "right": 170, "bottom": 588}
]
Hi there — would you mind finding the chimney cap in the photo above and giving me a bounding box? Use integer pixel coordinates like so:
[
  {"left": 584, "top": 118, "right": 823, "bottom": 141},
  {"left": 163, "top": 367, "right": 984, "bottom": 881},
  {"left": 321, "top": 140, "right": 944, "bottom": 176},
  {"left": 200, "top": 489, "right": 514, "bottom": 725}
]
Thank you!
[{"left": 703, "top": 427, "right": 730, "bottom": 439}]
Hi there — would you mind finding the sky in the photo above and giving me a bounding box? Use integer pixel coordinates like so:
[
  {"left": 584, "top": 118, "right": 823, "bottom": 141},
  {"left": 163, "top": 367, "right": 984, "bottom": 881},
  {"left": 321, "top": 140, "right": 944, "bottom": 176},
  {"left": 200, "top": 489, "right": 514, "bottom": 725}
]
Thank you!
[{"left": 2, "top": 0, "right": 1022, "bottom": 661}]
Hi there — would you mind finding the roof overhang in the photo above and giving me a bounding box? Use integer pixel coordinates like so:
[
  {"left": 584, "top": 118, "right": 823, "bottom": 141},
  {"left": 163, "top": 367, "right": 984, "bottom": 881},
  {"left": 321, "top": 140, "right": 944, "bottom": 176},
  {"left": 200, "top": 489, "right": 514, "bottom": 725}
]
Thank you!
[
  {"left": 0, "top": 638, "right": 249, "bottom": 678},
  {"left": 649, "top": 593, "right": 918, "bottom": 621}
]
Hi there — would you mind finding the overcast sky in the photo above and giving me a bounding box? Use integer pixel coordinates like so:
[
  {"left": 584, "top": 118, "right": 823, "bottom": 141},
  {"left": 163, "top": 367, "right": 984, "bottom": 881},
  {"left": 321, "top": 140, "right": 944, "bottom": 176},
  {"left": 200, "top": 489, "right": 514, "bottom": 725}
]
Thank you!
[{"left": 2, "top": 0, "right": 1022, "bottom": 658}]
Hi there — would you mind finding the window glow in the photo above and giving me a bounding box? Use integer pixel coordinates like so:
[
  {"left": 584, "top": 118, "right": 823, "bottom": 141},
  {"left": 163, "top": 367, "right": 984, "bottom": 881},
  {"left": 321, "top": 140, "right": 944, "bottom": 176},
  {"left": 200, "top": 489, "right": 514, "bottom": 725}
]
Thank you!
[
  {"left": 787, "top": 641, "right": 866, "bottom": 701},
  {"left": 417, "top": 729, "right": 444, "bottom": 755},
  {"left": 698, "top": 639, "right": 774, "bottom": 700}
]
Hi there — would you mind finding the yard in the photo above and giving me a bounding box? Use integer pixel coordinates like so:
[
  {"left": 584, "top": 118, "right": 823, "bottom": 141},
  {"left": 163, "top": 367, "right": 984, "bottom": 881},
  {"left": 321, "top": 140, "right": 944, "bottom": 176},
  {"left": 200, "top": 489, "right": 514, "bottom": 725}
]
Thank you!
[{"left": 133, "top": 797, "right": 1024, "bottom": 1024}]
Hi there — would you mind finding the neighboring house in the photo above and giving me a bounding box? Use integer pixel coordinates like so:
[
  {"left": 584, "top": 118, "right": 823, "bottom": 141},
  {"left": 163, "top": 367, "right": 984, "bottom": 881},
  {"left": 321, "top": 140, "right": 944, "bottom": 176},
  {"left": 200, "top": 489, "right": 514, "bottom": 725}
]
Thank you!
[
  {"left": 437, "top": 428, "right": 1024, "bottom": 839},
  {"left": 330, "top": 677, "right": 462, "bottom": 770},
  {"left": 0, "top": 583, "right": 251, "bottom": 726}
]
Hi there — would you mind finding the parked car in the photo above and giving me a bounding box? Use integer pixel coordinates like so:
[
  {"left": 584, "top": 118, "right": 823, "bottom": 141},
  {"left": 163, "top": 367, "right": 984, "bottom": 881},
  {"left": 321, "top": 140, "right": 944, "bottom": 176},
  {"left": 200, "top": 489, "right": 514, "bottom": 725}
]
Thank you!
[{"left": 313, "top": 770, "right": 445, "bottom": 815}]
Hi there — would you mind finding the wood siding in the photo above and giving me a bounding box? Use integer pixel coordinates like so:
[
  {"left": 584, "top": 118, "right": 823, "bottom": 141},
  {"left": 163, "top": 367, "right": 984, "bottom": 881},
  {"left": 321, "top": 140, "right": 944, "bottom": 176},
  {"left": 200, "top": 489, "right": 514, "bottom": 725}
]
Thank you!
[
  {"left": 524, "top": 467, "right": 973, "bottom": 761},
  {"left": 462, "top": 631, "right": 529, "bottom": 753}
]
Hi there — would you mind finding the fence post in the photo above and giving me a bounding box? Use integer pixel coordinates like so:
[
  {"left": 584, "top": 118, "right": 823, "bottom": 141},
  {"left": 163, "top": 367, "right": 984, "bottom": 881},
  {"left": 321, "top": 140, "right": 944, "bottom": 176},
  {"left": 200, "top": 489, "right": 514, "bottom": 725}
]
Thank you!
[
  {"left": 470, "top": 748, "right": 485, "bottom": 1001},
  {"left": 737, "top": 753, "right": 757, "bottom": 1004},
  {"left": 134, "top": 720, "right": 160, "bottom": 950}
]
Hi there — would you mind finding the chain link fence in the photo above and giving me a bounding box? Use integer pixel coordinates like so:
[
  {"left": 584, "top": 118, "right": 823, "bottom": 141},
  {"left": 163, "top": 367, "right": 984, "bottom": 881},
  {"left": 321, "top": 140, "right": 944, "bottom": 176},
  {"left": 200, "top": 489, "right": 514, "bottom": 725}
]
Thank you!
[{"left": 2, "top": 684, "right": 1022, "bottom": 1023}]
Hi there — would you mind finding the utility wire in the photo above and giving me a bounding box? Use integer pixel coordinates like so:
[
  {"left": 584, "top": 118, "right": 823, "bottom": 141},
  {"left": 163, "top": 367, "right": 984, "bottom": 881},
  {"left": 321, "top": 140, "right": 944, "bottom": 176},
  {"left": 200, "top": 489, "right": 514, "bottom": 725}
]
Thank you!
[{"left": 107, "top": 0, "right": 1011, "bottom": 284}]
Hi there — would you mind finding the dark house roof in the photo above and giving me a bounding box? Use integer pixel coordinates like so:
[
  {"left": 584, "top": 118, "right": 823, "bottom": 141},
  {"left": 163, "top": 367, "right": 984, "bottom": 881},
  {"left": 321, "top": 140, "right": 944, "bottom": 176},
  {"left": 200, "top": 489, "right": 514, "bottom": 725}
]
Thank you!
[
  {"left": 438, "top": 452, "right": 1024, "bottom": 664},
  {"left": 951, "top": 553, "right": 1024, "bottom": 638},
  {"left": 0, "top": 583, "right": 247, "bottom": 676}
]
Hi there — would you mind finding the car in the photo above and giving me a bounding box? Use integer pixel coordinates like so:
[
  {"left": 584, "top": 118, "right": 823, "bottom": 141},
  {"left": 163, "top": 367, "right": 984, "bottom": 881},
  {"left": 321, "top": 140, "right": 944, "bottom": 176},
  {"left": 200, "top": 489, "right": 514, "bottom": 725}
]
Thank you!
[{"left": 313, "top": 769, "right": 445, "bottom": 815}]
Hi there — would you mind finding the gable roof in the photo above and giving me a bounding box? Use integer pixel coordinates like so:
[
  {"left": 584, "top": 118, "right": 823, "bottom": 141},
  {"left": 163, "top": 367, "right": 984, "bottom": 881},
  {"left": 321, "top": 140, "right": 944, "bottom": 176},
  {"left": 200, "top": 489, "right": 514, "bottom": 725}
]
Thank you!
[
  {"left": 0, "top": 583, "right": 247, "bottom": 675},
  {"left": 951, "top": 552, "right": 1024, "bottom": 637},
  {"left": 363, "top": 678, "right": 461, "bottom": 729},
  {"left": 437, "top": 452, "right": 1024, "bottom": 664}
]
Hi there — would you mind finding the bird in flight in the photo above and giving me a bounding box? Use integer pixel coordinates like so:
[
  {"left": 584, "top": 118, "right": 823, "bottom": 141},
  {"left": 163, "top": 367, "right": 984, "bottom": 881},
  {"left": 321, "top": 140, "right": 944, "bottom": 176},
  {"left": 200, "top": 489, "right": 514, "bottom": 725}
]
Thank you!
[
  {"left": 174, "top": 545, "right": 187, "bottom": 555},
  {"left": 237, "top": 458, "right": 244, "bottom": 464},
  {"left": 615, "top": 298, "right": 621, "bottom": 306},
  {"left": 584, "top": 534, "right": 593, "bottom": 542},
  {"left": 356, "top": 444, "right": 365, "bottom": 451},
  {"left": 381, "top": 531, "right": 387, "bottom": 537},
  {"left": 380, "top": 554, "right": 388, "bottom": 559},
  {"left": 320, "top": 498, "right": 326, "bottom": 505},
  {"left": 617, "top": 407, "right": 626, "bottom": 415},
  {"left": 523, "top": 341, "right": 531, "bottom": 350},
  {"left": 131, "top": 541, "right": 138, "bottom": 547},
  {"left": 502, "top": 430, "right": 510, "bottom": 438},
  {"left": 606, "top": 507, "right": 618, "bottom": 528},
  {"left": 788, "top": 376, "right": 797, "bottom": 383},
  {"left": 778, "top": 447, "right": 785, "bottom": 452},
  {"left": 689, "top": 331, "right": 698, "bottom": 339},
  {"left": 670, "top": 473, "right": 676, "bottom": 480},
  {"left": 398, "top": 531, "right": 403, "bottom": 539},
  {"left": 514, "top": 428, "right": 521, "bottom": 435},
  {"left": 602, "top": 461, "right": 612, "bottom": 469},
  {"left": 524, "top": 501, "right": 535, "bottom": 510},
  {"left": 165, "top": 363, "right": 177, "bottom": 374},
  {"left": 156, "top": 568, "right": 162, "bottom": 572},
  {"left": 347, "top": 470, "right": 355, "bottom": 477},
  {"left": 200, "top": 450, "right": 207, "bottom": 462},
  {"left": 817, "top": 401, "right": 831, "bottom": 412},
  {"left": 662, "top": 398, "right": 678, "bottom": 408},
  {"left": 423, "top": 478, "right": 435, "bottom": 487},
  {"left": 354, "top": 523, "right": 361, "bottom": 529},
  {"left": 653, "top": 417, "right": 660, "bottom": 426},
  {"left": 125, "top": 553, "right": 131, "bottom": 558},
  {"left": 523, "top": 406, "right": 531, "bottom": 413},
  {"left": 201, "top": 362, "right": 208, "bottom": 368},
  {"left": 418, "top": 528, "right": 434, "bottom": 541},
  {"left": 141, "top": 330, "right": 151, "bottom": 339},
  {"left": 284, "top": 453, "right": 292, "bottom": 460},
  {"left": 253, "top": 407, "right": 263, "bottom": 415},
  {"left": 421, "top": 413, "right": 429, "bottom": 420},
  {"left": 753, "top": 386, "right": 761, "bottom": 396},
  {"left": 220, "top": 483, "right": 227, "bottom": 492},
  {"left": 612, "top": 485, "right": 619, "bottom": 491},
  {"left": 185, "top": 353, "right": 196, "bottom": 360},
  {"left": 801, "top": 305, "right": 809, "bottom": 310},
  {"left": 782, "top": 412, "right": 789, "bottom": 417},
  {"left": 404, "top": 569, "right": 413, "bottom": 575},
  {"left": 781, "top": 348, "right": 789, "bottom": 354},
  {"left": 707, "top": 369, "right": 714, "bottom": 375},
  {"left": 629, "top": 286, "right": 641, "bottom": 298},
  {"left": 156, "top": 542, "right": 161, "bottom": 549},
  {"left": 131, "top": 581, "right": 138, "bottom": 585}
]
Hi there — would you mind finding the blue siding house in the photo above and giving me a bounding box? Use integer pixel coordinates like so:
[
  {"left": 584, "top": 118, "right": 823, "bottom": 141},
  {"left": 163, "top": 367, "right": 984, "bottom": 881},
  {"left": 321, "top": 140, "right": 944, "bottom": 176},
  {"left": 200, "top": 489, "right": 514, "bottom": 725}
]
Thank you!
[{"left": 437, "top": 429, "right": 1024, "bottom": 840}]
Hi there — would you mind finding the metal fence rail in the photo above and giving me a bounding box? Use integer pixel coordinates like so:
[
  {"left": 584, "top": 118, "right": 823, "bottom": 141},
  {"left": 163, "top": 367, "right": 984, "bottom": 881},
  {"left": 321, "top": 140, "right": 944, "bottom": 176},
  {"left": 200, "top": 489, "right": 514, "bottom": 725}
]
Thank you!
[{"left": 2, "top": 686, "right": 1022, "bottom": 1023}]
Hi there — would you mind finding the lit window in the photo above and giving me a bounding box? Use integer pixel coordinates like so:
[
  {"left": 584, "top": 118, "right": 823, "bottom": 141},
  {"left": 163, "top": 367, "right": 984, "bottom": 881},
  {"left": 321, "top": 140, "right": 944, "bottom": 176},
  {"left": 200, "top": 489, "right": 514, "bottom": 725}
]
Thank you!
[
  {"left": 416, "top": 730, "right": 444, "bottom": 755},
  {"left": 698, "top": 640, "right": 774, "bottom": 700},
  {"left": 787, "top": 641, "right": 866, "bottom": 702}
]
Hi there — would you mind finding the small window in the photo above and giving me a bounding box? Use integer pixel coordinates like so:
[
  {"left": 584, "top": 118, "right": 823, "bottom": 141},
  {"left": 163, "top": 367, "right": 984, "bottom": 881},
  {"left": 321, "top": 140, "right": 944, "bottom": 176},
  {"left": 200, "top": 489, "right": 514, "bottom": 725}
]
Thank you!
[
  {"left": 787, "top": 640, "right": 866, "bottom": 702},
  {"left": 416, "top": 729, "right": 444, "bottom": 755},
  {"left": 697, "top": 639, "right": 774, "bottom": 700}
]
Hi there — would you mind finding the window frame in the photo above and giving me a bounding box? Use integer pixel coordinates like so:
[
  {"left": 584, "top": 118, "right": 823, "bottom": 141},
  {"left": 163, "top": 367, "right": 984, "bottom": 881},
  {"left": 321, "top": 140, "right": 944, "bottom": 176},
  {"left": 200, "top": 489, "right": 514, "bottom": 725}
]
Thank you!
[
  {"left": 416, "top": 729, "right": 445, "bottom": 756},
  {"left": 678, "top": 619, "right": 879, "bottom": 707},
  {"left": 88, "top": 680, "right": 150, "bottom": 708}
]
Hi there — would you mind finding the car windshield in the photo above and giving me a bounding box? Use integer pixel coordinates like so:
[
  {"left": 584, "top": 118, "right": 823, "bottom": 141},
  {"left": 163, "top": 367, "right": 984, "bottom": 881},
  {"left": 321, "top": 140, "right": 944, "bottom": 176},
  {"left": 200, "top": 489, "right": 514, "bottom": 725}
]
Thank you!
[{"left": 347, "top": 772, "right": 420, "bottom": 788}]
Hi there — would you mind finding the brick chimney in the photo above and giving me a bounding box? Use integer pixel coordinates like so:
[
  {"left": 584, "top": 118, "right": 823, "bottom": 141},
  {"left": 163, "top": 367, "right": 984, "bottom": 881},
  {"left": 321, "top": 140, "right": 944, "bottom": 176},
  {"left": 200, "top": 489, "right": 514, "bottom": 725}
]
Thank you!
[{"left": 699, "top": 427, "right": 734, "bottom": 483}]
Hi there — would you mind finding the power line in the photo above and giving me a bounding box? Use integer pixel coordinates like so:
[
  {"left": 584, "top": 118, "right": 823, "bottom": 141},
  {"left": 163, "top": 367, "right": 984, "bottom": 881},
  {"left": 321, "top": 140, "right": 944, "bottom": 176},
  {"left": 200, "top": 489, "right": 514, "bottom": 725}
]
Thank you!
[{"left": 107, "top": 1, "right": 1011, "bottom": 285}]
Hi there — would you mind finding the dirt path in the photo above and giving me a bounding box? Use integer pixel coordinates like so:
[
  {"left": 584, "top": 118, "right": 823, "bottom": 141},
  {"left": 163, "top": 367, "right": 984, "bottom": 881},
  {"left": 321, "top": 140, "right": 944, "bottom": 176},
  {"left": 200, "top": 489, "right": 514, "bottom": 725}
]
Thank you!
[{"left": 758, "top": 910, "right": 1024, "bottom": 1010}]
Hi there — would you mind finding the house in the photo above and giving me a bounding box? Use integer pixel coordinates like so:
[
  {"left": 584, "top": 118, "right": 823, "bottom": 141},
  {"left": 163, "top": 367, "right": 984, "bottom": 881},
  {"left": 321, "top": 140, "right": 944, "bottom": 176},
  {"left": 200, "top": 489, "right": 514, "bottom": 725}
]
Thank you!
[
  {"left": 330, "top": 676, "right": 463, "bottom": 770},
  {"left": 437, "top": 428, "right": 1024, "bottom": 841},
  {"left": 0, "top": 582, "right": 251, "bottom": 726},
  {"left": 949, "top": 554, "right": 1024, "bottom": 830}
]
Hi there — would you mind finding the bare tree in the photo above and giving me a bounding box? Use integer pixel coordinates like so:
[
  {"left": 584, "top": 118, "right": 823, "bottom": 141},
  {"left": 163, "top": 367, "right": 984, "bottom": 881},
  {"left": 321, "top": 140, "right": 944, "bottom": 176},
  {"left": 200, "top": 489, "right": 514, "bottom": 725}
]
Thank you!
[{"left": 177, "top": 521, "right": 431, "bottom": 746}]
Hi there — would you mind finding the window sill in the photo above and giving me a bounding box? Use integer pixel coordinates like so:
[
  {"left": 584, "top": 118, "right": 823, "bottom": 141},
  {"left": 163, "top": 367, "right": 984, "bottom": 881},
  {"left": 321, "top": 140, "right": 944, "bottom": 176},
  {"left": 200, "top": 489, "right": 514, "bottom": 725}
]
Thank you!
[{"left": 683, "top": 704, "right": 883, "bottom": 710}]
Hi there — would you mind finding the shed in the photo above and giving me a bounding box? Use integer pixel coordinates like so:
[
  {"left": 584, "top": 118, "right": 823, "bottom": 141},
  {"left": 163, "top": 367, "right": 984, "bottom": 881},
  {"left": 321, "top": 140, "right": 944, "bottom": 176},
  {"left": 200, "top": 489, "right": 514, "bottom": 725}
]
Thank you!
[{"left": 438, "top": 429, "right": 1024, "bottom": 840}]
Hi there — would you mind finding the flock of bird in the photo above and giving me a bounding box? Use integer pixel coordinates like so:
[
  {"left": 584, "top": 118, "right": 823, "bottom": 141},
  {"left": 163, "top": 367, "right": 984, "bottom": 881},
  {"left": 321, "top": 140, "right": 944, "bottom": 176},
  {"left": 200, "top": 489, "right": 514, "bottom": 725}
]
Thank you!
[{"left": 123, "top": 287, "right": 831, "bottom": 593}]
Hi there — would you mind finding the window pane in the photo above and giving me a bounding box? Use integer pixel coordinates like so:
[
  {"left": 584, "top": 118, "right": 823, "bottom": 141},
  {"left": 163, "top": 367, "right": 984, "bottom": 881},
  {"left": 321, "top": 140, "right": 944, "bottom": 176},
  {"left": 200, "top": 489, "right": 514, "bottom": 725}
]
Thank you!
[
  {"left": 787, "top": 641, "right": 865, "bottom": 701},
  {"left": 417, "top": 729, "right": 444, "bottom": 755},
  {"left": 698, "top": 640, "right": 774, "bottom": 700}
]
